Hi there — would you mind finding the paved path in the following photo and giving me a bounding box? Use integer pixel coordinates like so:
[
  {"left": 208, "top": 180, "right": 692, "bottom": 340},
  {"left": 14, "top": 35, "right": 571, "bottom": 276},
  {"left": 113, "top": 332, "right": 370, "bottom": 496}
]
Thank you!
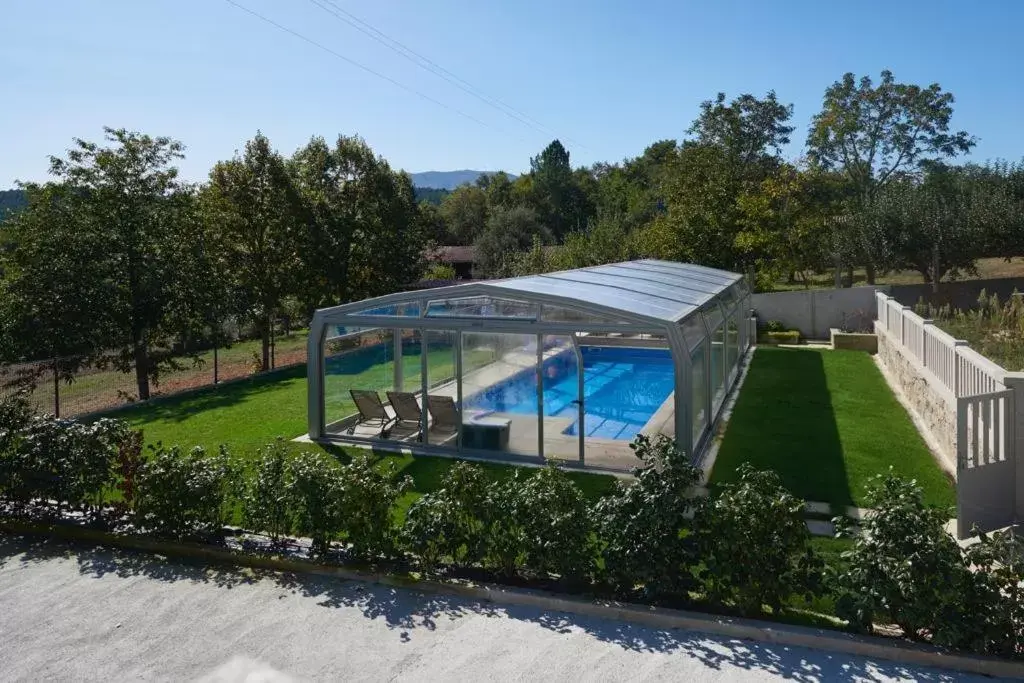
[{"left": 0, "top": 535, "right": 983, "bottom": 682}]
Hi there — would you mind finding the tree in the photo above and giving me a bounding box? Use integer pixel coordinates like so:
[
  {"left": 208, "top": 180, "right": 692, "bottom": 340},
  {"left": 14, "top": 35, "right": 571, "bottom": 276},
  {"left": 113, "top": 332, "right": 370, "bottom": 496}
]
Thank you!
[
  {"left": 528, "top": 140, "right": 592, "bottom": 239},
  {"left": 439, "top": 184, "right": 488, "bottom": 245},
  {"left": 203, "top": 132, "right": 303, "bottom": 371},
  {"left": 807, "top": 70, "right": 976, "bottom": 283},
  {"left": 656, "top": 92, "right": 795, "bottom": 271},
  {"left": 475, "top": 170, "right": 516, "bottom": 210},
  {"left": 688, "top": 91, "right": 794, "bottom": 169},
  {"left": 474, "top": 205, "right": 549, "bottom": 276},
  {"left": 1, "top": 129, "right": 214, "bottom": 400}
]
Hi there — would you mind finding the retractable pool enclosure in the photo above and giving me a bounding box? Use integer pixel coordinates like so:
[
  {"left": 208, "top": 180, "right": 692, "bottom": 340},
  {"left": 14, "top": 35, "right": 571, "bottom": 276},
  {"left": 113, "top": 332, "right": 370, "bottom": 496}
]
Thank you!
[{"left": 306, "top": 260, "right": 753, "bottom": 472}]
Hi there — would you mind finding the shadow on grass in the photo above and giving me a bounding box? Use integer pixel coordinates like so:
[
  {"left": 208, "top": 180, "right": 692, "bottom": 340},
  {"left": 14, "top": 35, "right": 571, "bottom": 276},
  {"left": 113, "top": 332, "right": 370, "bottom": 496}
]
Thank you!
[
  {"left": 0, "top": 535, "right": 965, "bottom": 682},
  {"left": 712, "top": 347, "right": 853, "bottom": 506},
  {"left": 105, "top": 365, "right": 308, "bottom": 426}
]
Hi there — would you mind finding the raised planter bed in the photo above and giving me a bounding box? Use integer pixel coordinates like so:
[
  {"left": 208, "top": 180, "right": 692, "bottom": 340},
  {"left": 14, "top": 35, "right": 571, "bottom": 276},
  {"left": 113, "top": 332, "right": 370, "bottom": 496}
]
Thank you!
[{"left": 830, "top": 328, "right": 878, "bottom": 353}]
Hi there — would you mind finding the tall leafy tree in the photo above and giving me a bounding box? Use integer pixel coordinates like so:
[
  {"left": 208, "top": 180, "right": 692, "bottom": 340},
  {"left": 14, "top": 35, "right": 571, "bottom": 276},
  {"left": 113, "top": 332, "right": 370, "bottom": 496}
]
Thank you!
[
  {"left": 528, "top": 139, "right": 592, "bottom": 238},
  {"left": 807, "top": 70, "right": 976, "bottom": 283},
  {"left": 1, "top": 129, "right": 212, "bottom": 400},
  {"left": 439, "top": 184, "right": 488, "bottom": 245},
  {"left": 688, "top": 91, "right": 794, "bottom": 170},
  {"left": 203, "top": 132, "right": 303, "bottom": 371},
  {"left": 474, "top": 205, "right": 550, "bottom": 276},
  {"left": 657, "top": 92, "right": 795, "bottom": 270}
]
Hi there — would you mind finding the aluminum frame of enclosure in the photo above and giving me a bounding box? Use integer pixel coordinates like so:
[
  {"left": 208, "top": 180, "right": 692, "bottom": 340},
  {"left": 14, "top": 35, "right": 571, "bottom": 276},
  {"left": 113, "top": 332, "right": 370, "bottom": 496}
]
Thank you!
[{"left": 306, "top": 260, "right": 752, "bottom": 464}]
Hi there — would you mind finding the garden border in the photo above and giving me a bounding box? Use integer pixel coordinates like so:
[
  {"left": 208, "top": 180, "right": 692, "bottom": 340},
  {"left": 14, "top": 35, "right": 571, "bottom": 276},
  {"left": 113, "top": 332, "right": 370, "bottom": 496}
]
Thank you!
[{"left": 3, "top": 518, "right": 1020, "bottom": 679}]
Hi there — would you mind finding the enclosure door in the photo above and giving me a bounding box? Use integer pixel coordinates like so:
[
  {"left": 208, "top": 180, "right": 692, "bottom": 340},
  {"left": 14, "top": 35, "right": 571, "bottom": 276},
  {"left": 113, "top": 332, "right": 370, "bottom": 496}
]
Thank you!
[
  {"left": 459, "top": 331, "right": 541, "bottom": 458},
  {"left": 540, "top": 335, "right": 584, "bottom": 464}
]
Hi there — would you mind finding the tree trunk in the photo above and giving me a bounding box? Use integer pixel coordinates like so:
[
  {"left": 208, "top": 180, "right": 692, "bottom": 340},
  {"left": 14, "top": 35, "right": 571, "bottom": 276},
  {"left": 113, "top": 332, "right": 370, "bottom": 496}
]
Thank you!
[
  {"left": 845, "top": 265, "right": 854, "bottom": 288},
  {"left": 865, "top": 263, "right": 876, "bottom": 286},
  {"left": 834, "top": 260, "right": 842, "bottom": 289},
  {"left": 133, "top": 341, "right": 150, "bottom": 401},
  {"left": 260, "top": 327, "right": 271, "bottom": 372},
  {"left": 931, "top": 242, "right": 941, "bottom": 294}
]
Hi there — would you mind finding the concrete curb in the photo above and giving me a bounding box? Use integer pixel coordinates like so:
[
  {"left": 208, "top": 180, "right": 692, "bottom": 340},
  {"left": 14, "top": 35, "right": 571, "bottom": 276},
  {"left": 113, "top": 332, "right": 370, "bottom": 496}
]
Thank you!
[{"left": 2, "top": 519, "right": 1022, "bottom": 679}]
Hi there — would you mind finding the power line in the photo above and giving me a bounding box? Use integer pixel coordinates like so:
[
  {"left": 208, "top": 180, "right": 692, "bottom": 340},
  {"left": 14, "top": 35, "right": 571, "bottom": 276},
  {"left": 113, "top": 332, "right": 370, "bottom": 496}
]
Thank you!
[
  {"left": 223, "top": 0, "right": 525, "bottom": 142},
  {"left": 307, "top": 0, "right": 588, "bottom": 151}
]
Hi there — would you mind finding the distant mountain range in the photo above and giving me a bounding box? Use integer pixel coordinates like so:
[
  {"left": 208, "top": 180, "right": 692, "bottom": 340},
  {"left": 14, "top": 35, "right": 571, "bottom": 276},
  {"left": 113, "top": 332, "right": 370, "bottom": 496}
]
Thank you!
[{"left": 409, "top": 170, "right": 517, "bottom": 191}]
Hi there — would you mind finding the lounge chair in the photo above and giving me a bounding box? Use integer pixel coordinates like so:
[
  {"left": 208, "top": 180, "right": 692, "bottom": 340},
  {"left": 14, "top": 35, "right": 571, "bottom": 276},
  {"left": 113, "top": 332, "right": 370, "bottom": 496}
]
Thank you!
[
  {"left": 427, "top": 394, "right": 460, "bottom": 432},
  {"left": 348, "top": 389, "right": 395, "bottom": 436},
  {"left": 386, "top": 391, "right": 424, "bottom": 440}
]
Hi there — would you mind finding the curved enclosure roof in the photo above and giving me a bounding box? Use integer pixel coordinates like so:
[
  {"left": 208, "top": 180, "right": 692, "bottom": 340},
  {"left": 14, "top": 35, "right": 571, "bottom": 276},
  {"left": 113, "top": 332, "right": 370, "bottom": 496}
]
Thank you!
[{"left": 316, "top": 260, "right": 746, "bottom": 327}]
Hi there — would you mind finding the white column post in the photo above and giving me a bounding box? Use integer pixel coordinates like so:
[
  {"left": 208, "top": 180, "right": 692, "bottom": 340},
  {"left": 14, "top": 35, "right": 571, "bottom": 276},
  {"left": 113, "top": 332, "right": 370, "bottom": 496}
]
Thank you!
[{"left": 1000, "top": 372, "right": 1024, "bottom": 521}]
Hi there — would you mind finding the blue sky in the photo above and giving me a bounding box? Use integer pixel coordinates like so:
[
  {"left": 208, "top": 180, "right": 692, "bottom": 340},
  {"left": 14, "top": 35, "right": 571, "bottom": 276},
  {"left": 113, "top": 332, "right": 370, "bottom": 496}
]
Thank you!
[{"left": 2, "top": 0, "right": 1022, "bottom": 185}]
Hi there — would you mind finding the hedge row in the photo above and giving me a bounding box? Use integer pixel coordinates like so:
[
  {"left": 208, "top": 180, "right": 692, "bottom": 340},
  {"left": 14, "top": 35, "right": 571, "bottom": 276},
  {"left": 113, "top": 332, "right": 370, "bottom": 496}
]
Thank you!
[{"left": 0, "top": 394, "right": 1021, "bottom": 659}]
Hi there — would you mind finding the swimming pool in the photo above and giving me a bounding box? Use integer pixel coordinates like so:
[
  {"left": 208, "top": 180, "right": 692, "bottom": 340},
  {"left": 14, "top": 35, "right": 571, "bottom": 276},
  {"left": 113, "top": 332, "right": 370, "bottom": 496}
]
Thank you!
[{"left": 465, "top": 346, "right": 675, "bottom": 441}]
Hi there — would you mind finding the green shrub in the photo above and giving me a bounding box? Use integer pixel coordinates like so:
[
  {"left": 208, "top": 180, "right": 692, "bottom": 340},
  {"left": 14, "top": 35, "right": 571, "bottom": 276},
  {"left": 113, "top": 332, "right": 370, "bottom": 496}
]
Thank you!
[
  {"left": 765, "top": 319, "right": 786, "bottom": 332},
  {"left": 0, "top": 392, "right": 35, "bottom": 497},
  {"left": 697, "top": 465, "right": 821, "bottom": 615},
  {"left": 243, "top": 438, "right": 293, "bottom": 543},
  {"left": 135, "top": 444, "right": 238, "bottom": 539},
  {"left": 1, "top": 415, "right": 126, "bottom": 512},
  {"left": 832, "top": 473, "right": 973, "bottom": 642},
  {"left": 287, "top": 450, "right": 344, "bottom": 557},
  {"left": 964, "top": 529, "right": 1024, "bottom": 658},
  {"left": 482, "top": 472, "right": 528, "bottom": 578},
  {"left": 403, "top": 461, "right": 490, "bottom": 572},
  {"left": 517, "top": 464, "right": 596, "bottom": 585},
  {"left": 595, "top": 434, "right": 702, "bottom": 598},
  {"left": 757, "top": 330, "right": 800, "bottom": 345},
  {"left": 337, "top": 455, "right": 411, "bottom": 560}
]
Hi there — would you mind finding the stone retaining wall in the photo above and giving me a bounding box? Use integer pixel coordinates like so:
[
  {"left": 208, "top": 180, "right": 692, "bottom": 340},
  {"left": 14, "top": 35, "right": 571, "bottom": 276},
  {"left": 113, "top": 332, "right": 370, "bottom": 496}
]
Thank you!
[{"left": 874, "top": 321, "right": 957, "bottom": 475}]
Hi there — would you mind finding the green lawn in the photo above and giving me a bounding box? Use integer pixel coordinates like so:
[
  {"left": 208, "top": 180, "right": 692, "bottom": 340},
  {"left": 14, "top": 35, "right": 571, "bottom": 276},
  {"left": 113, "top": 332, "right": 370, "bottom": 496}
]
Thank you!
[
  {"left": 710, "top": 347, "right": 955, "bottom": 510},
  {"left": 109, "top": 356, "right": 617, "bottom": 514}
]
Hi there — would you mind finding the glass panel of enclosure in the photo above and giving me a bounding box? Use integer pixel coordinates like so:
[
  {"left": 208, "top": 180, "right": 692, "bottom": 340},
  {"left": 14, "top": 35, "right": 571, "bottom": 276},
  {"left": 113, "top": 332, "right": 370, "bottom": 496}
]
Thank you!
[
  {"left": 427, "top": 296, "right": 539, "bottom": 320},
  {"left": 704, "top": 303, "right": 726, "bottom": 414},
  {"left": 460, "top": 331, "right": 540, "bottom": 457},
  {"left": 539, "top": 304, "right": 636, "bottom": 326},
  {"left": 578, "top": 331, "right": 676, "bottom": 471},
  {"left": 726, "top": 308, "right": 740, "bottom": 384},
  {"left": 690, "top": 342, "right": 708, "bottom": 447},
  {"left": 540, "top": 334, "right": 583, "bottom": 464},
  {"left": 323, "top": 327, "right": 395, "bottom": 436},
  {"left": 423, "top": 329, "right": 458, "bottom": 447}
]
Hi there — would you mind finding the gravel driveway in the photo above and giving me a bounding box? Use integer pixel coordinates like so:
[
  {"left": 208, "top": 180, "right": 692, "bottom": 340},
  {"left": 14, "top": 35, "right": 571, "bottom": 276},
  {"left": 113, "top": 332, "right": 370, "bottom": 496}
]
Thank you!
[{"left": 0, "top": 535, "right": 983, "bottom": 682}]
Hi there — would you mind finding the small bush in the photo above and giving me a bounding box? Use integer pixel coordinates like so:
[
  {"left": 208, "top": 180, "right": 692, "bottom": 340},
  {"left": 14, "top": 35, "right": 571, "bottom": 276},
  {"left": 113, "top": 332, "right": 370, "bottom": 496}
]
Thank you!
[
  {"left": 135, "top": 444, "right": 238, "bottom": 539},
  {"left": 0, "top": 392, "right": 36, "bottom": 497},
  {"left": 832, "top": 473, "right": 970, "bottom": 641},
  {"left": 337, "top": 455, "right": 411, "bottom": 561},
  {"left": 287, "top": 450, "right": 344, "bottom": 557},
  {"left": 517, "top": 464, "right": 596, "bottom": 585},
  {"left": 765, "top": 319, "right": 786, "bottom": 332},
  {"left": 964, "top": 529, "right": 1024, "bottom": 658},
  {"left": 595, "top": 434, "right": 702, "bottom": 598},
  {"left": 482, "top": 472, "right": 528, "bottom": 578},
  {"left": 243, "top": 438, "right": 293, "bottom": 543},
  {"left": 1, "top": 415, "right": 126, "bottom": 512},
  {"left": 757, "top": 330, "right": 800, "bottom": 345},
  {"left": 403, "top": 461, "right": 490, "bottom": 572},
  {"left": 697, "top": 465, "right": 821, "bottom": 615}
]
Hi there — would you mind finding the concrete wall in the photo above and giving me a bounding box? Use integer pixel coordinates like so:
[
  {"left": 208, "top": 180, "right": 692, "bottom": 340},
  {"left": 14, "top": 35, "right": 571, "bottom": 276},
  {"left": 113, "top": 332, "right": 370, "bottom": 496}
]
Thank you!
[
  {"left": 752, "top": 286, "right": 884, "bottom": 340},
  {"left": 874, "top": 321, "right": 957, "bottom": 475}
]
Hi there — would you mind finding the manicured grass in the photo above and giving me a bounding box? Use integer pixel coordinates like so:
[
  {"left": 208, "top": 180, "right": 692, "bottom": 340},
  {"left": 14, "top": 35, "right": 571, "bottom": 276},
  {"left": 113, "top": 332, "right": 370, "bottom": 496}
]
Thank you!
[
  {"left": 107, "top": 359, "right": 617, "bottom": 515},
  {"left": 710, "top": 347, "right": 955, "bottom": 510}
]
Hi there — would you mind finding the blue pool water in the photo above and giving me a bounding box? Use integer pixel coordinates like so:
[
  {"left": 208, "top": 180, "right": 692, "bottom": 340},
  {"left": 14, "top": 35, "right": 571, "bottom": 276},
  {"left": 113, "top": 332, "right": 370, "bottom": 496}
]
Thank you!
[{"left": 465, "top": 347, "right": 674, "bottom": 441}]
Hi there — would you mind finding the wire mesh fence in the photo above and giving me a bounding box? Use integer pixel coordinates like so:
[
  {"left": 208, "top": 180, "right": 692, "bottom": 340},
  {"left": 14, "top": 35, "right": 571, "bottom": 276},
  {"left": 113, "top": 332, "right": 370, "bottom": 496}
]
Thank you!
[{"left": 0, "top": 330, "right": 310, "bottom": 419}]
